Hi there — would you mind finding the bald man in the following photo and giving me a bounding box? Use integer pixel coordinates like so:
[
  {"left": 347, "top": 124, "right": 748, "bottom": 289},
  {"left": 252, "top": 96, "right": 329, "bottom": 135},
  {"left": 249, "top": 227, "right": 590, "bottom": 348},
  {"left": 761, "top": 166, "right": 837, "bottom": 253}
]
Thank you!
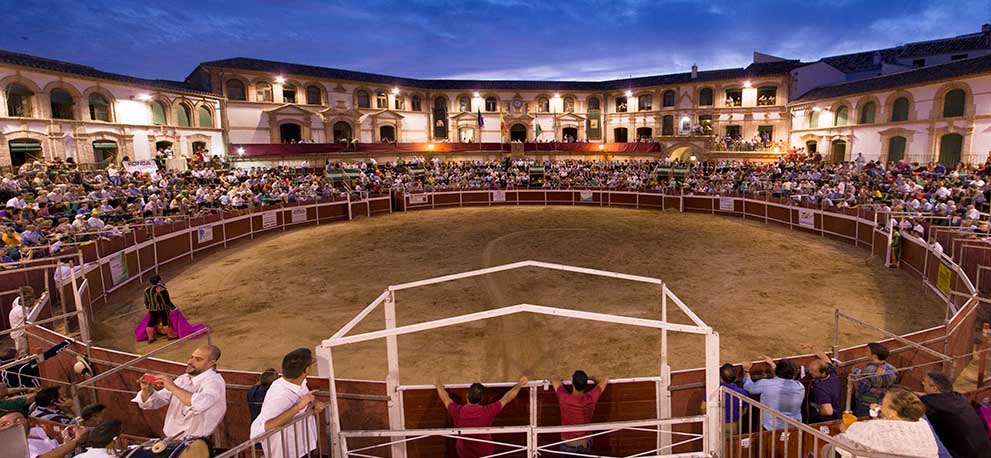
[{"left": 132, "top": 345, "right": 227, "bottom": 440}]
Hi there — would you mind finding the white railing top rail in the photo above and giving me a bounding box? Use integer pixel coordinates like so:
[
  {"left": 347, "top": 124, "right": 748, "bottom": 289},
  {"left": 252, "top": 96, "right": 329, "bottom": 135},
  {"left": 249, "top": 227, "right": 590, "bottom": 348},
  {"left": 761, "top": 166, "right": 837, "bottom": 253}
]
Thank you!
[{"left": 214, "top": 407, "right": 325, "bottom": 458}]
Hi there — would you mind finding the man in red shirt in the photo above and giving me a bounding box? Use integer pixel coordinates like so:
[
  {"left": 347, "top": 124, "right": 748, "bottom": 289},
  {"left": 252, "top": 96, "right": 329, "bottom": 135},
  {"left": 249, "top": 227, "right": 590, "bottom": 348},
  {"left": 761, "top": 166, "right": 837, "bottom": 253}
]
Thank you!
[
  {"left": 434, "top": 376, "right": 528, "bottom": 458},
  {"left": 551, "top": 370, "right": 609, "bottom": 455}
]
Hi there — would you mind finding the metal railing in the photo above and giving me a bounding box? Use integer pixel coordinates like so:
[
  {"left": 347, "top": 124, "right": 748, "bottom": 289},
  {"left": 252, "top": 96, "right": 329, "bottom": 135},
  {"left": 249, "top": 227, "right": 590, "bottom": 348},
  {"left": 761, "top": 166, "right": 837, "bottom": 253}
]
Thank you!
[
  {"left": 216, "top": 408, "right": 329, "bottom": 458},
  {"left": 719, "top": 387, "right": 919, "bottom": 458}
]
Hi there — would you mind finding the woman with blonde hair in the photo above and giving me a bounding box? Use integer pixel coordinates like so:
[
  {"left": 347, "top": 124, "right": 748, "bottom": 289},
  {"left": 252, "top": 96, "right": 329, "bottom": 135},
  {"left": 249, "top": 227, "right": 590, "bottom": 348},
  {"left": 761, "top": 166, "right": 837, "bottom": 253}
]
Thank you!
[{"left": 835, "top": 386, "right": 937, "bottom": 457}]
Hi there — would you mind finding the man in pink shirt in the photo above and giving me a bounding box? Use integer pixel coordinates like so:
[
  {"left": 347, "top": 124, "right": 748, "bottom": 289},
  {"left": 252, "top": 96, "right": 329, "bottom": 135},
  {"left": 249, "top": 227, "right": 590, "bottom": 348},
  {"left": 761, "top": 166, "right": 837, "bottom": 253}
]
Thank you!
[
  {"left": 435, "top": 376, "right": 528, "bottom": 458},
  {"left": 551, "top": 370, "right": 609, "bottom": 455}
]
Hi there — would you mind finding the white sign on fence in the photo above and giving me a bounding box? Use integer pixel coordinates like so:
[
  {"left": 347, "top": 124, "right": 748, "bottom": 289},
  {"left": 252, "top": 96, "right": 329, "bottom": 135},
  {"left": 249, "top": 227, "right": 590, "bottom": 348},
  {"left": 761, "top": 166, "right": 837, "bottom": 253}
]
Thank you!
[
  {"left": 262, "top": 212, "right": 278, "bottom": 229},
  {"left": 409, "top": 194, "right": 429, "bottom": 205},
  {"left": 492, "top": 190, "right": 506, "bottom": 202},
  {"left": 291, "top": 207, "right": 307, "bottom": 223},
  {"left": 197, "top": 226, "right": 214, "bottom": 243},
  {"left": 719, "top": 197, "right": 734, "bottom": 211},
  {"left": 122, "top": 160, "right": 159, "bottom": 175},
  {"left": 580, "top": 190, "right": 593, "bottom": 202},
  {"left": 798, "top": 209, "right": 816, "bottom": 229},
  {"left": 109, "top": 252, "right": 128, "bottom": 286}
]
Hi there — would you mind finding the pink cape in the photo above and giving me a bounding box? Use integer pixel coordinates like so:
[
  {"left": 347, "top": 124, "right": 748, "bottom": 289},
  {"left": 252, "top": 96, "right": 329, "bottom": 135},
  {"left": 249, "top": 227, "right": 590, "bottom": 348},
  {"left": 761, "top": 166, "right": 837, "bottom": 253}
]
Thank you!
[{"left": 134, "top": 309, "right": 207, "bottom": 342}]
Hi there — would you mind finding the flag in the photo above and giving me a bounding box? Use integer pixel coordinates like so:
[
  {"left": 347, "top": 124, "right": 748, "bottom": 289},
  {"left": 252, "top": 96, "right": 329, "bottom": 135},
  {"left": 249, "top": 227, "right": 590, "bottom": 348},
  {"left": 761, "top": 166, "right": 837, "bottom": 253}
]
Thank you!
[
  {"left": 499, "top": 112, "right": 508, "bottom": 139},
  {"left": 535, "top": 121, "right": 543, "bottom": 138},
  {"left": 477, "top": 108, "right": 484, "bottom": 128}
]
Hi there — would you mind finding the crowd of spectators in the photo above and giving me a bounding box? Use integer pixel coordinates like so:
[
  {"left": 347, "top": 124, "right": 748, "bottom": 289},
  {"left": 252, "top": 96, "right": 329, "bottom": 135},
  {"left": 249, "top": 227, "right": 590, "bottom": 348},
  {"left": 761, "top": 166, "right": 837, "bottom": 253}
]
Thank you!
[{"left": 0, "top": 151, "right": 988, "bottom": 266}]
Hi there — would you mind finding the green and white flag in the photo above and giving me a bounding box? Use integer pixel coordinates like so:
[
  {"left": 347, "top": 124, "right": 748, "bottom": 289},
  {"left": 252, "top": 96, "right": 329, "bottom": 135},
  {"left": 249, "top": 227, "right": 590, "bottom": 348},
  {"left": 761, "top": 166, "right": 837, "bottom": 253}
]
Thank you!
[{"left": 535, "top": 122, "right": 543, "bottom": 138}]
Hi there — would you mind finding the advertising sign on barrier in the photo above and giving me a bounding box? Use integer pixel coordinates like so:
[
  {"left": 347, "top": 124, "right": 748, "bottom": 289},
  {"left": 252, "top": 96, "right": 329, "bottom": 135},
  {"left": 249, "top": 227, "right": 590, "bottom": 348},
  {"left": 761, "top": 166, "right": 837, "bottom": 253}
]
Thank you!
[
  {"left": 492, "top": 191, "right": 506, "bottom": 202},
  {"left": 291, "top": 207, "right": 307, "bottom": 224},
  {"left": 122, "top": 160, "right": 159, "bottom": 175},
  {"left": 109, "top": 252, "right": 128, "bottom": 286},
  {"left": 197, "top": 226, "right": 214, "bottom": 243},
  {"left": 580, "top": 191, "right": 593, "bottom": 202},
  {"left": 262, "top": 212, "right": 278, "bottom": 229},
  {"left": 409, "top": 194, "right": 429, "bottom": 205},
  {"left": 719, "top": 197, "right": 734, "bottom": 211},
  {"left": 798, "top": 209, "right": 815, "bottom": 229},
  {"left": 937, "top": 264, "right": 953, "bottom": 296}
]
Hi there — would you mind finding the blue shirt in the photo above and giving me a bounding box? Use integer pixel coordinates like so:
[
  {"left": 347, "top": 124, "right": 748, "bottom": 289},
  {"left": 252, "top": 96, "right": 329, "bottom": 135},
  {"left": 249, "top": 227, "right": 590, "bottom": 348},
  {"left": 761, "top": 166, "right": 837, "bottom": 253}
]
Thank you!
[{"left": 743, "top": 375, "right": 805, "bottom": 430}]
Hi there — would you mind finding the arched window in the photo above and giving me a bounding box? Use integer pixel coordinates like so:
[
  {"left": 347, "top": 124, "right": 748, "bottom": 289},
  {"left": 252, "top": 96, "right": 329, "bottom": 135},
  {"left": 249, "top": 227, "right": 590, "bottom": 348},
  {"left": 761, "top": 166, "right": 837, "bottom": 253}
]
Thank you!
[
  {"left": 587, "top": 97, "right": 600, "bottom": 110},
  {"left": 50, "top": 89, "right": 75, "bottom": 120},
  {"left": 411, "top": 95, "right": 422, "bottom": 112},
  {"left": 394, "top": 95, "right": 405, "bottom": 110},
  {"left": 938, "top": 133, "right": 963, "bottom": 166},
  {"left": 282, "top": 84, "right": 297, "bottom": 103},
  {"left": 356, "top": 90, "right": 370, "bottom": 108},
  {"left": 255, "top": 82, "right": 273, "bottom": 102},
  {"left": 226, "top": 80, "right": 246, "bottom": 101},
  {"left": 890, "top": 97, "right": 909, "bottom": 122},
  {"left": 662, "top": 115, "right": 674, "bottom": 136},
  {"left": 613, "top": 127, "right": 628, "bottom": 142},
  {"left": 834, "top": 106, "right": 849, "bottom": 126},
  {"left": 434, "top": 97, "right": 447, "bottom": 110},
  {"left": 887, "top": 136, "right": 906, "bottom": 163},
  {"left": 177, "top": 104, "right": 192, "bottom": 127},
  {"left": 698, "top": 88, "right": 713, "bottom": 106},
  {"left": 197, "top": 106, "right": 213, "bottom": 128},
  {"left": 376, "top": 91, "right": 388, "bottom": 109},
  {"left": 485, "top": 97, "right": 498, "bottom": 112},
  {"left": 305, "top": 85, "right": 322, "bottom": 105},
  {"left": 757, "top": 87, "right": 777, "bottom": 106},
  {"left": 830, "top": 140, "right": 846, "bottom": 163},
  {"left": 943, "top": 89, "right": 965, "bottom": 118},
  {"left": 859, "top": 101, "right": 876, "bottom": 124},
  {"left": 724, "top": 89, "right": 742, "bottom": 107},
  {"left": 662, "top": 90, "right": 675, "bottom": 107},
  {"left": 459, "top": 96, "right": 471, "bottom": 112},
  {"left": 638, "top": 94, "right": 652, "bottom": 111},
  {"left": 151, "top": 101, "right": 167, "bottom": 125},
  {"left": 537, "top": 97, "right": 550, "bottom": 113},
  {"left": 807, "top": 110, "right": 819, "bottom": 129},
  {"left": 88, "top": 93, "right": 111, "bottom": 122},
  {"left": 563, "top": 97, "right": 575, "bottom": 113},
  {"left": 6, "top": 84, "right": 34, "bottom": 117},
  {"left": 333, "top": 121, "right": 352, "bottom": 142}
]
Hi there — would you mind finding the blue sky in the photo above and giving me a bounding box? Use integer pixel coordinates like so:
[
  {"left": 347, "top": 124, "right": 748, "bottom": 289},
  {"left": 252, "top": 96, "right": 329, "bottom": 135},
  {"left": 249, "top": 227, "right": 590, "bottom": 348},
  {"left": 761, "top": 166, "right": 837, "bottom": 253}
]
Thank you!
[{"left": 2, "top": 0, "right": 990, "bottom": 82}]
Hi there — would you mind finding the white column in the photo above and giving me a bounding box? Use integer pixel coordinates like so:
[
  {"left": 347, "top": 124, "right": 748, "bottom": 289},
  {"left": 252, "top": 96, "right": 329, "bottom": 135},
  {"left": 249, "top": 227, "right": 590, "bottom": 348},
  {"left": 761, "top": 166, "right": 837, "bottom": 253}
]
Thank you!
[
  {"left": 703, "top": 331, "right": 721, "bottom": 457},
  {"left": 385, "top": 291, "right": 407, "bottom": 458}
]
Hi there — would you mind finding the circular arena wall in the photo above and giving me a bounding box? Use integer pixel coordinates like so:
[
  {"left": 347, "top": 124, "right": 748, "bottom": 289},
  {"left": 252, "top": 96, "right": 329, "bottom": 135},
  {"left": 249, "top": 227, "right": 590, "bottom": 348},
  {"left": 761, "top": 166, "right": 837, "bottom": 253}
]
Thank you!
[{"left": 15, "top": 190, "right": 983, "bottom": 454}]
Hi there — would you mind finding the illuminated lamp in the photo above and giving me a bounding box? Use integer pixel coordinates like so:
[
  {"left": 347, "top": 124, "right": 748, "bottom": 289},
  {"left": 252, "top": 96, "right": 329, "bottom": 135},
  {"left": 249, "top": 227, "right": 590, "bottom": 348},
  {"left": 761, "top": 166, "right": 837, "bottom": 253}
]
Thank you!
[
  {"left": 624, "top": 90, "right": 633, "bottom": 97},
  {"left": 135, "top": 93, "right": 152, "bottom": 101},
  {"left": 237, "top": 147, "right": 245, "bottom": 156},
  {"left": 391, "top": 87, "right": 400, "bottom": 95},
  {"left": 689, "top": 155, "right": 697, "bottom": 162},
  {"left": 473, "top": 92, "right": 480, "bottom": 98},
  {"left": 275, "top": 76, "right": 286, "bottom": 84},
  {"left": 427, "top": 143, "right": 435, "bottom": 150},
  {"left": 743, "top": 81, "right": 752, "bottom": 88},
  {"left": 598, "top": 144, "right": 605, "bottom": 151}
]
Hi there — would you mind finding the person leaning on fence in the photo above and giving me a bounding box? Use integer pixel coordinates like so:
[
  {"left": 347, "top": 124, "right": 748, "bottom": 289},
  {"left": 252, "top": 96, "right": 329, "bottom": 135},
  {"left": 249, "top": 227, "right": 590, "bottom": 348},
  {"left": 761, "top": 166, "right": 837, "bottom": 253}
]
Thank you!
[
  {"left": 806, "top": 351, "right": 842, "bottom": 423},
  {"left": 143, "top": 275, "right": 177, "bottom": 343},
  {"left": 852, "top": 342, "right": 896, "bottom": 417},
  {"left": 8, "top": 286, "right": 36, "bottom": 355},
  {"left": 742, "top": 356, "right": 805, "bottom": 430},
  {"left": 249, "top": 349, "right": 325, "bottom": 458},
  {"left": 434, "top": 376, "right": 528, "bottom": 458},
  {"left": 920, "top": 371, "right": 991, "bottom": 458},
  {"left": 700, "top": 363, "right": 748, "bottom": 434},
  {"left": 550, "top": 370, "right": 609, "bottom": 455},
  {"left": 29, "top": 386, "right": 76, "bottom": 424},
  {"left": 834, "top": 387, "right": 938, "bottom": 458}
]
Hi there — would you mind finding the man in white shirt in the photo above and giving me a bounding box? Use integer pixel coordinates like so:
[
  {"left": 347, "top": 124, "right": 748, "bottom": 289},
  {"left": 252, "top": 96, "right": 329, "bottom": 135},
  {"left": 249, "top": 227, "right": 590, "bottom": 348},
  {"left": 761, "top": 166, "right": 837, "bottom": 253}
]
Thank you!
[
  {"left": 132, "top": 345, "right": 227, "bottom": 442},
  {"left": 8, "top": 286, "right": 35, "bottom": 355},
  {"left": 250, "top": 348, "right": 325, "bottom": 458},
  {"left": 0, "top": 410, "right": 87, "bottom": 458}
]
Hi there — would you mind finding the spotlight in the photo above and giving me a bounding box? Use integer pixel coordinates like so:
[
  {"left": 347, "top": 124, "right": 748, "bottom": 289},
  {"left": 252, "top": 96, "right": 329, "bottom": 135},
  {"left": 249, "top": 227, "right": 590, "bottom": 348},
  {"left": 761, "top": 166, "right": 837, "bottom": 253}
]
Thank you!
[
  {"left": 237, "top": 147, "right": 245, "bottom": 156},
  {"left": 598, "top": 144, "right": 605, "bottom": 151},
  {"left": 275, "top": 76, "right": 286, "bottom": 84},
  {"left": 743, "top": 81, "right": 752, "bottom": 88},
  {"left": 689, "top": 155, "right": 697, "bottom": 162},
  {"left": 553, "top": 93, "right": 561, "bottom": 98},
  {"left": 427, "top": 143, "right": 435, "bottom": 150},
  {"left": 392, "top": 87, "right": 400, "bottom": 95},
  {"left": 473, "top": 92, "right": 480, "bottom": 98},
  {"left": 624, "top": 90, "right": 633, "bottom": 98}
]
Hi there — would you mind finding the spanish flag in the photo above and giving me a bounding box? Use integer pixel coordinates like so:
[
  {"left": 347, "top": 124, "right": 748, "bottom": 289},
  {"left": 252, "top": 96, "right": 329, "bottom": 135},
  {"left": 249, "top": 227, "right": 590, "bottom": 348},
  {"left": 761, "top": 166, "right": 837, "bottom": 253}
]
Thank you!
[{"left": 499, "top": 112, "right": 508, "bottom": 139}]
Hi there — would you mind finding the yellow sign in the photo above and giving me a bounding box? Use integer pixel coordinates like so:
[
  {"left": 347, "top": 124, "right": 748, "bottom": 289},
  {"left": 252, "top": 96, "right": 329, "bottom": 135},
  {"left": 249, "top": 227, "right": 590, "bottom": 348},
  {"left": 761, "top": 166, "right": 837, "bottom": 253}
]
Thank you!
[{"left": 937, "top": 264, "right": 953, "bottom": 296}]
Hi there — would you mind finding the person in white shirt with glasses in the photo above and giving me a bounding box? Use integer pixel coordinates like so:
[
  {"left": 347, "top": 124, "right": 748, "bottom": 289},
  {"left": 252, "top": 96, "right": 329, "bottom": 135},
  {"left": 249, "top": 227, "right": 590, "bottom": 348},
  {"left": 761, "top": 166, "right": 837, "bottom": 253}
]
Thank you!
[{"left": 250, "top": 348, "right": 326, "bottom": 458}]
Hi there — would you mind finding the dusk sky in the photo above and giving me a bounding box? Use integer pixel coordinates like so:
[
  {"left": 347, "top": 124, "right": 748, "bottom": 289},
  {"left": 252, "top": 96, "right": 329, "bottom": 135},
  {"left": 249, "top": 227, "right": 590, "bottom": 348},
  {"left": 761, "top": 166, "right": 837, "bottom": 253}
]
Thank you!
[{"left": 3, "top": 0, "right": 990, "bottom": 82}]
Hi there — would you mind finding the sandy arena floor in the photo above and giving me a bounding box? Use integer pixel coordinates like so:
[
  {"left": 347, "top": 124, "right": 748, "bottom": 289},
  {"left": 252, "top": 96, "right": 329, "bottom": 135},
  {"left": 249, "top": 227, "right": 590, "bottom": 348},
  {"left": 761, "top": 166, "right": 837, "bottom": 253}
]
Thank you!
[{"left": 92, "top": 206, "right": 944, "bottom": 384}]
